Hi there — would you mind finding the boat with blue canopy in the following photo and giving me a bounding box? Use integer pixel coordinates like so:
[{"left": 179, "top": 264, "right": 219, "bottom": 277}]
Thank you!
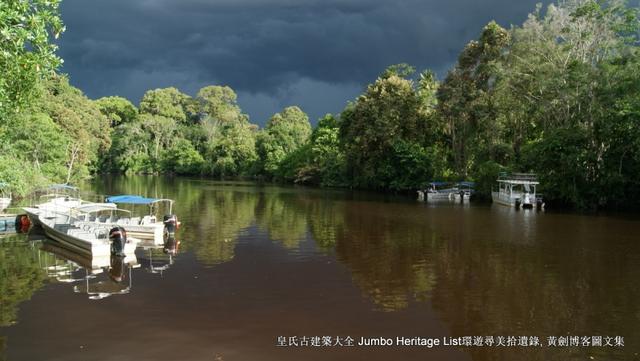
[
  {"left": 101, "top": 195, "right": 179, "bottom": 245},
  {"left": 105, "top": 195, "right": 174, "bottom": 214}
]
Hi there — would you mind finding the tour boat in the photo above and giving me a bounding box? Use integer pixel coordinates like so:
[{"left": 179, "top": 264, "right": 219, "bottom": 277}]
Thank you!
[{"left": 491, "top": 173, "right": 544, "bottom": 209}]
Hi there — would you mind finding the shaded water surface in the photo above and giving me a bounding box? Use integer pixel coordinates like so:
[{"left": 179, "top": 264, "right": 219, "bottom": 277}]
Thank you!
[{"left": 1, "top": 176, "right": 638, "bottom": 361}]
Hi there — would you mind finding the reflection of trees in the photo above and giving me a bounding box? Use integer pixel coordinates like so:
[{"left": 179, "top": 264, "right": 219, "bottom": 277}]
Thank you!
[
  {"left": 0, "top": 239, "right": 47, "bottom": 326},
  {"left": 91, "top": 176, "right": 259, "bottom": 266},
  {"left": 428, "top": 233, "right": 639, "bottom": 361},
  {"left": 424, "top": 236, "right": 640, "bottom": 360},
  {"left": 185, "top": 189, "right": 257, "bottom": 266},
  {"left": 305, "top": 197, "right": 346, "bottom": 251},
  {"left": 0, "top": 336, "right": 5, "bottom": 361},
  {"left": 256, "top": 190, "right": 308, "bottom": 249},
  {"left": 309, "top": 200, "right": 436, "bottom": 311}
]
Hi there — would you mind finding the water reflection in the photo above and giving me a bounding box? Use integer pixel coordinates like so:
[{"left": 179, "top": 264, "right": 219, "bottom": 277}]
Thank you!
[
  {"left": 0, "top": 237, "right": 47, "bottom": 327},
  {"left": 137, "top": 237, "right": 179, "bottom": 276},
  {"left": 37, "top": 238, "right": 139, "bottom": 300},
  {"left": 3, "top": 176, "right": 626, "bottom": 361},
  {"left": 0, "top": 335, "right": 5, "bottom": 361},
  {"left": 184, "top": 188, "right": 258, "bottom": 266},
  {"left": 308, "top": 199, "right": 438, "bottom": 311},
  {"left": 256, "top": 190, "right": 308, "bottom": 249}
]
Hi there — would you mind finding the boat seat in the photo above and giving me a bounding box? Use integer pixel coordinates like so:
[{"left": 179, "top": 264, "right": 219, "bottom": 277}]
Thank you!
[
  {"left": 141, "top": 215, "right": 153, "bottom": 225},
  {"left": 130, "top": 217, "right": 141, "bottom": 225}
]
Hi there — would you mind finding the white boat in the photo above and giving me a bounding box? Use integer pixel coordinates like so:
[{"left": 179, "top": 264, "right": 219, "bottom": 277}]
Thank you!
[
  {"left": 71, "top": 203, "right": 166, "bottom": 246},
  {"left": 23, "top": 206, "right": 137, "bottom": 258},
  {"left": 452, "top": 181, "right": 475, "bottom": 202},
  {"left": 103, "top": 195, "right": 179, "bottom": 245},
  {"left": 31, "top": 194, "right": 175, "bottom": 246},
  {"left": 491, "top": 173, "right": 544, "bottom": 209},
  {"left": 0, "top": 182, "right": 12, "bottom": 212}
]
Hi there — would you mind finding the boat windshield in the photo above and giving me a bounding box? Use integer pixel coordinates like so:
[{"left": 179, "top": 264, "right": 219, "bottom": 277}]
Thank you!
[
  {"left": 73, "top": 203, "right": 129, "bottom": 215},
  {"left": 38, "top": 184, "right": 80, "bottom": 199}
]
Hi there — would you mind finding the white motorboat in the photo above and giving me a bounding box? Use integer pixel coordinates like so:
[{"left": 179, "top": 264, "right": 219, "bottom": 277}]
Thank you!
[
  {"left": 33, "top": 196, "right": 175, "bottom": 246},
  {"left": 23, "top": 206, "right": 137, "bottom": 258},
  {"left": 492, "top": 173, "right": 544, "bottom": 209},
  {"left": 103, "top": 195, "right": 179, "bottom": 245},
  {"left": 71, "top": 202, "right": 166, "bottom": 246}
]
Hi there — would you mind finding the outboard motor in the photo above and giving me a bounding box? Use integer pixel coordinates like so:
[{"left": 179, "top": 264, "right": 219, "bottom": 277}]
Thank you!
[
  {"left": 109, "top": 226, "right": 127, "bottom": 257},
  {"left": 163, "top": 214, "right": 179, "bottom": 236}
]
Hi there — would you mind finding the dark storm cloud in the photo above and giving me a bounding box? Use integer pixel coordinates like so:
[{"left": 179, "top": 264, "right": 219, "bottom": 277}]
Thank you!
[{"left": 58, "top": 0, "right": 550, "bottom": 124}]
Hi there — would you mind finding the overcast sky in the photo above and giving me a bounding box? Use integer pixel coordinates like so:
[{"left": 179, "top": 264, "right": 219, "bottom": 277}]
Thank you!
[{"left": 57, "top": 0, "right": 551, "bottom": 125}]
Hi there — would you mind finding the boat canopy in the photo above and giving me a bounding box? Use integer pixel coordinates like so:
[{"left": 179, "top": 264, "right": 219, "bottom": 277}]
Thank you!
[
  {"left": 429, "top": 181, "right": 450, "bottom": 186},
  {"left": 106, "top": 195, "right": 172, "bottom": 205},
  {"left": 457, "top": 181, "right": 476, "bottom": 187}
]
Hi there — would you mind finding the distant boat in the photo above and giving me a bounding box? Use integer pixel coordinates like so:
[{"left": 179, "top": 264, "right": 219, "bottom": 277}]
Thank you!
[
  {"left": 417, "top": 181, "right": 474, "bottom": 202},
  {"left": 453, "top": 181, "right": 475, "bottom": 201},
  {"left": 491, "top": 173, "right": 544, "bottom": 209}
]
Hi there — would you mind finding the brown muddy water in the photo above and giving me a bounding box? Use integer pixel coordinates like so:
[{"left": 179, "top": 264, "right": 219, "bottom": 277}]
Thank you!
[{"left": 1, "top": 176, "right": 638, "bottom": 361}]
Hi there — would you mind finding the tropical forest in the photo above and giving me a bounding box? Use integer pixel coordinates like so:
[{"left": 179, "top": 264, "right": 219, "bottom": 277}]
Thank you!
[{"left": 1, "top": 0, "right": 639, "bottom": 210}]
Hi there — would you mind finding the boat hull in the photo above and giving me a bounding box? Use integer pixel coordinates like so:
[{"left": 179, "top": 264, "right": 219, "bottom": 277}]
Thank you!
[
  {"left": 491, "top": 192, "right": 535, "bottom": 208},
  {"left": 74, "top": 221, "right": 165, "bottom": 246}
]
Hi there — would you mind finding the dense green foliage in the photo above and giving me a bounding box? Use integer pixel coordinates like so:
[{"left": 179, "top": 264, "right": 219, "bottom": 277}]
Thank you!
[
  {"left": 0, "top": 0, "right": 64, "bottom": 118},
  {"left": 1, "top": 0, "right": 639, "bottom": 210}
]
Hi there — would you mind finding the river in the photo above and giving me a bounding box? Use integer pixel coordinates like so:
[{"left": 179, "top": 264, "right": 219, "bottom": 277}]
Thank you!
[{"left": 0, "top": 176, "right": 638, "bottom": 361}]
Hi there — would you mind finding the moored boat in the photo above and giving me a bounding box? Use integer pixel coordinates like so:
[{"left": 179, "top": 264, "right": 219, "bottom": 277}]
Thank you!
[
  {"left": 104, "top": 195, "right": 179, "bottom": 245},
  {"left": 491, "top": 173, "right": 544, "bottom": 209},
  {"left": 417, "top": 182, "right": 459, "bottom": 202},
  {"left": 418, "top": 181, "right": 475, "bottom": 202},
  {"left": 23, "top": 206, "right": 137, "bottom": 258}
]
